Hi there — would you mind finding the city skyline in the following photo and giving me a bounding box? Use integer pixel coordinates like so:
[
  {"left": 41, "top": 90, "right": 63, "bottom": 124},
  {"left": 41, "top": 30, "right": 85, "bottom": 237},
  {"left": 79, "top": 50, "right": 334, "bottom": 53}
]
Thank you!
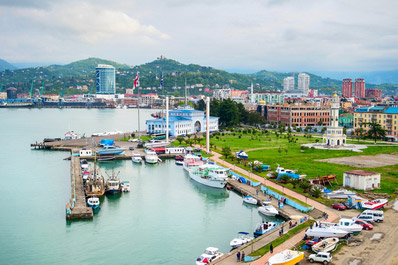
[{"left": 1, "top": 0, "right": 397, "bottom": 73}]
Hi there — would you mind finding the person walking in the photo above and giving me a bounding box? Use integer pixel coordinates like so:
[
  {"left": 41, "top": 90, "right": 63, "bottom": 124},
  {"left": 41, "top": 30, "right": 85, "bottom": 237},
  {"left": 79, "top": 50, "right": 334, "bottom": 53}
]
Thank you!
[
  {"left": 236, "top": 251, "right": 241, "bottom": 262},
  {"left": 270, "top": 243, "right": 274, "bottom": 254},
  {"left": 241, "top": 251, "right": 245, "bottom": 262}
]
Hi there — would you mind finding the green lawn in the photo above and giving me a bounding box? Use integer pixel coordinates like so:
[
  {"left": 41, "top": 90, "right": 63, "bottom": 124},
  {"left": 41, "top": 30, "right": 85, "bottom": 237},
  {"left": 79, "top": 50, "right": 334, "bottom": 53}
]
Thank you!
[{"left": 201, "top": 133, "right": 398, "bottom": 194}]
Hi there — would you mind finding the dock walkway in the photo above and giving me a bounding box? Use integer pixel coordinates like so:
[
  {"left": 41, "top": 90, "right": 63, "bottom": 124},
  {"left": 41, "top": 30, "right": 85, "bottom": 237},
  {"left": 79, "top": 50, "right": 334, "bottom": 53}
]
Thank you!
[{"left": 66, "top": 153, "right": 93, "bottom": 220}]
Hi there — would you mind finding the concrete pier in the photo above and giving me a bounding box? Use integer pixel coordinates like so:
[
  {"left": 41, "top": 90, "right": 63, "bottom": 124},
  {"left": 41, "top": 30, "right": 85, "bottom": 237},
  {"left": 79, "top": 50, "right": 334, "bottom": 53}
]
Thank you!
[{"left": 66, "top": 153, "right": 93, "bottom": 220}]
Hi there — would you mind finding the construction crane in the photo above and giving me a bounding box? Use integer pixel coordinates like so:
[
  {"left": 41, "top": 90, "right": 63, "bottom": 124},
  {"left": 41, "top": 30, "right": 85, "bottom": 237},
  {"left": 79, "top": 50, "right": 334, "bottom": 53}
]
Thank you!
[
  {"left": 29, "top": 80, "right": 35, "bottom": 99},
  {"left": 60, "top": 82, "right": 65, "bottom": 99},
  {"left": 40, "top": 84, "right": 44, "bottom": 98}
]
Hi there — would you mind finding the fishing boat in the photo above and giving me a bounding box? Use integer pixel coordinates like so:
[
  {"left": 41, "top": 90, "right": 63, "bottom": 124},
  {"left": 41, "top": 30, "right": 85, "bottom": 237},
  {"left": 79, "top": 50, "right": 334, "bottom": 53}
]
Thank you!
[
  {"left": 322, "top": 219, "right": 363, "bottom": 235},
  {"left": 85, "top": 167, "right": 105, "bottom": 197},
  {"left": 80, "top": 159, "right": 89, "bottom": 169},
  {"left": 131, "top": 153, "right": 143, "bottom": 163},
  {"left": 253, "top": 222, "right": 278, "bottom": 238},
  {"left": 268, "top": 249, "right": 304, "bottom": 265},
  {"left": 120, "top": 181, "right": 130, "bottom": 192},
  {"left": 97, "top": 145, "right": 126, "bottom": 155},
  {"left": 195, "top": 247, "right": 224, "bottom": 265},
  {"left": 258, "top": 201, "right": 279, "bottom": 217},
  {"left": 188, "top": 164, "right": 228, "bottom": 189},
  {"left": 325, "top": 189, "right": 356, "bottom": 199},
  {"left": 230, "top": 232, "right": 254, "bottom": 248},
  {"left": 145, "top": 150, "right": 160, "bottom": 164},
  {"left": 105, "top": 170, "right": 121, "bottom": 194},
  {"left": 87, "top": 196, "right": 100, "bottom": 209},
  {"left": 305, "top": 226, "right": 349, "bottom": 238},
  {"left": 183, "top": 154, "right": 204, "bottom": 171},
  {"left": 361, "top": 199, "right": 388, "bottom": 210},
  {"left": 312, "top": 237, "right": 339, "bottom": 253},
  {"left": 144, "top": 140, "right": 169, "bottom": 149},
  {"left": 243, "top": 195, "right": 258, "bottom": 205}
]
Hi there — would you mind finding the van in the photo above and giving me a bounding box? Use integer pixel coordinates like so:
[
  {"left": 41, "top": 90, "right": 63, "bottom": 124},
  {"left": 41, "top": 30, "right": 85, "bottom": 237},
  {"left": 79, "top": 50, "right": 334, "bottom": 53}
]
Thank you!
[
  {"left": 357, "top": 210, "right": 384, "bottom": 222},
  {"left": 353, "top": 215, "right": 375, "bottom": 224}
]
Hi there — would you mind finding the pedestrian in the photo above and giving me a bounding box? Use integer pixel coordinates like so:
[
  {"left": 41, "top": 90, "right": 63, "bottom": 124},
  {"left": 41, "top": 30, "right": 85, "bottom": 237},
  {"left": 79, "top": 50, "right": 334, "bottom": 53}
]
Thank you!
[
  {"left": 241, "top": 251, "right": 245, "bottom": 262},
  {"left": 279, "top": 227, "right": 283, "bottom": 237},
  {"left": 236, "top": 251, "right": 241, "bottom": 262},
  {"left": 256, "top": 189, "right": 259, "bottom": 196},
  {"left": 270, "top": 243, "right": 273, "bottom": 254},
  {"left": 310, "top": 223, "right": 313, "bottom": 229}
]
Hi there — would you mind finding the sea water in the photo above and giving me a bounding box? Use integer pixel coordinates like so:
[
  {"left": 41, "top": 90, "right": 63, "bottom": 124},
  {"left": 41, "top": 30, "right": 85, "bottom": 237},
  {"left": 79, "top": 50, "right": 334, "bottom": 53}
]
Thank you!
[{"left": 0, "top": 108, "right": 281, "bottom": 265}]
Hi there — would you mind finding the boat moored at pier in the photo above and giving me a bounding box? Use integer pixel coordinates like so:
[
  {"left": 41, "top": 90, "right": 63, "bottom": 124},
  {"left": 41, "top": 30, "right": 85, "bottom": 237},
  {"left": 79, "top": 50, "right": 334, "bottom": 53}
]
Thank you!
[
  {"left": 195, "top": 247, "right": 224, "bottom": 265},
  {"left": 97, "top": 146, "right": 126, "bottom": 155},
  {"left": 188, "top": 164, "right": 228, "bottom": 189}
]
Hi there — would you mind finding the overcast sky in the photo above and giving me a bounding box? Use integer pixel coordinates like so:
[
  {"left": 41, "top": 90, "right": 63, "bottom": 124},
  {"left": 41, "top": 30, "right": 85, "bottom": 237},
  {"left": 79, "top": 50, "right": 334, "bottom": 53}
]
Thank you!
[{"left": 1, "top": 0, "right": 397, "bottom": 72}]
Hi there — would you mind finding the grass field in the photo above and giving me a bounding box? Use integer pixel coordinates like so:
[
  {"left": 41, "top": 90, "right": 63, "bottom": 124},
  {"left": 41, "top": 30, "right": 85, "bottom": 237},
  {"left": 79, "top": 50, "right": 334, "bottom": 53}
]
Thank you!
[{"left": 199, "top": 133, "right": 398, "bottom": 194}]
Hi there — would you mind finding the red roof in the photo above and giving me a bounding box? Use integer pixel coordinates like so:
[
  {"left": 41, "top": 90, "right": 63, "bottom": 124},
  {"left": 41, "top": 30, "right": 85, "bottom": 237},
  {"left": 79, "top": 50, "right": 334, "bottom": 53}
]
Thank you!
[
  {"left": 344, "top": 170, "right": 379, "bottom": 176},
  {"left": 152, "top": 147, "right": 165, "bottom": 151}
]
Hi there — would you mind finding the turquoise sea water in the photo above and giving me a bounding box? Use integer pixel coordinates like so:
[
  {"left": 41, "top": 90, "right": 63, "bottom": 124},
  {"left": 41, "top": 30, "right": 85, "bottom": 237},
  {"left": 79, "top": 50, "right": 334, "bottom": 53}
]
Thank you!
[{"left": 0, "top": 109, "right": 280, "bottom": 265}]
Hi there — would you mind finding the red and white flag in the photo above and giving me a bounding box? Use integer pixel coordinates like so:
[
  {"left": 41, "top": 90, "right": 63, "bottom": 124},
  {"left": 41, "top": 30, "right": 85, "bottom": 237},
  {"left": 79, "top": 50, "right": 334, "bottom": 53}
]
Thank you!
[{"left": 133, "top": 73, "right": 140, "bottom": 90}]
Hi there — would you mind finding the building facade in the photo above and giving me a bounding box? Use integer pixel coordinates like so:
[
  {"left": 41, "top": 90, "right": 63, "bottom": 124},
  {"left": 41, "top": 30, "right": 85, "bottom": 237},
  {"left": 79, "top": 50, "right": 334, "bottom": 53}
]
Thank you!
[
  {"left": 354, "top": 106, "right": 398, "bottom": 140},
  {"left": 365, "top": 89, "right": 382, "bottom": 100},
  {"left": 343, "top": 170, "right": 381, "bottom": 191},
  {"left": 96, "top": 64, "right": 116, "bottom": 94},
  {"left": 283, "top": 76, "right": 295, "bottom": 91},
  {"left": 248, "top": 91, "right": 285, "bottom": 104},
  {"left": 146, "top": 108, "right": 219, "bottom": 137},
  {"left": 298, "top": 73, "right": 310, "bottom": 95},
  {"left": 354, "top": 78, "right": 365, "bottom": 98},
  {"left": 322, "top": 94, "right": 346, "bottom": 146},
  {"left": 266, "top": 103, "right": 330, "bottom": 127},
  {"left": 342, "top": 79, "right": 352, "bottom": 98}
]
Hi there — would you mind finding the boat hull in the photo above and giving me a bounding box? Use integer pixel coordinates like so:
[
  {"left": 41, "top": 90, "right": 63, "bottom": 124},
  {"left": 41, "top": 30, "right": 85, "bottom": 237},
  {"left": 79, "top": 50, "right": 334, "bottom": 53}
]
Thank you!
[
  {"left": 258, "top": 207, "right": 278, "bottom": 217},
  {"left": 269, "top": 251, "right": 304, "bottom": 265},
  {"left": 132, "top": 158, "right": 142, "bottom": 163},
  {"left": 188, "top": 170, "right": 226, "bottom": 189}
]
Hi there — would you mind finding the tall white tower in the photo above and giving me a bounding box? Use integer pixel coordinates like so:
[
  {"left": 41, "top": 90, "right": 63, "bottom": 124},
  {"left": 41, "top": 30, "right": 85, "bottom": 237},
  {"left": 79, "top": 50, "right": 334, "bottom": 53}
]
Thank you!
[
  {"left": 322, "top": 94, "right": 346, "bottom": 147},
  {"left": 298, "top": 73, "right": 310, "bottom": 95},
  {"left": 283, "top": 76, "right": 295, "bottom": 91}
]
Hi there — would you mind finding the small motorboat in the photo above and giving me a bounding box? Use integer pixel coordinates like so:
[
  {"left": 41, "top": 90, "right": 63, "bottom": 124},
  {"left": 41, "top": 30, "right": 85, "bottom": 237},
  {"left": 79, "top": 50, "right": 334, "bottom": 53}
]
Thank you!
[
  {"left": 268, "top": 249, "right": 304, "bottom": 265},
  {"left": 258, "top": 201, "right": 279, "bottom": 216},
  {"left": 97, "top": 145, "right": 126, "bottom": 155},
  {"left": 120, "top": 181, "right": 130, "bottom": 192},
  {"left": 98, "top": 156, "right": 115, "bottom": 161},
  {"left": 131, "top": 153, "right": 143, "bottom": 163},
  {"left": 230, "top": 232, "right": 254, "bottom": 248},
  {"left": 145, "top": 150, "right": 160, "bottom": 164},
  {"left": 243, "top": 195, "right": 258, "bottom": 205},
  {"left": 253, "top": 222, "right": 278, "bottom": 238},
  {"left": 235, "top": 150, "right": 248, "bottom": 159},
  {"left": 312, "top": 237, "right": 339, "bottom": 253},
  {"left": 80, "top": 159, "right": 89, "bottom": 169},
  {"left": 175, "top": 160, "right": 184, "bottom": 166},
  {"left": 322, "top": 218, "right": 363, "bottom": 235},
  {"left": 195, "top": 247, "right": 224, "bottom": 265},
  {"left": 361, "top": 199, "right": 388, "bottom": 210},
  {"left": 325, "top": 189, "right": 356, "bottom": 199},
  {"left": 87, "top": 196, "right": 100, "bottom": 209}
]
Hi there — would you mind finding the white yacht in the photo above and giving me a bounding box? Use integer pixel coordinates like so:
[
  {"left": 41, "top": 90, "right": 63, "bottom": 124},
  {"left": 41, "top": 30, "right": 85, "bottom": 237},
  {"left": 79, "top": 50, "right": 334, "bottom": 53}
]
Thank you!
[
  {"left": 258, "top": 201, "right": 279, "bottom": 216},
  {"left": 325, "top": 189, "right": 356, "bottom": 199},
  {"left": 195, "top": 247, "right": 223, "bottom": 265},
  {"left": 253, "top": 222, "right": 278, "bottom": 238},
  {"left": 144, "top": 140, "right": 169, "bottom": 149},
  {"left": 188, "top": 164, "right": 228, "bottom": 189},
  {"left": 131, "top": 153, "right": 143, "bottom": 163},
  {"left": 305, "top": 226, "right": 349, "bottom": 238},
  {"left": 183, "top": 154, "right": 204, "bottom": 172},
  {"left": 243, "top": 196, "right": 258, "bottom": 205},
  {"left": 322, "top": 219, "right": 363, "bottom": 235},
  {"left": 145, "top": 150, "right": 160, "bottom": 164},
  {"left": 230, "top": 232, "right": 254, "bottom": 248}
]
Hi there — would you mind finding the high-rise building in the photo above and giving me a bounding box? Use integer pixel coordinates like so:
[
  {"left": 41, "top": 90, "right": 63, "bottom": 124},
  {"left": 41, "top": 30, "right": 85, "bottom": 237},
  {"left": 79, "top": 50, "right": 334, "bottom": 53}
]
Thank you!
[
  {"left": 365, "top": 89, "right": 382, "bottom": 100},
  {"left": 298, "top": 73, "right": 310, "bottom": 95},
  {"left": 96, "top": 64, "right": 116, "bottom": 94},
  {"left": 283, "top": 76, "right": 295, "bottom": 91},
  {"left": 354, "top": 78, "right": 365, "bottom": 98},
  {"left": 342, "top": 79, "right": 352, "bottom": 98}
]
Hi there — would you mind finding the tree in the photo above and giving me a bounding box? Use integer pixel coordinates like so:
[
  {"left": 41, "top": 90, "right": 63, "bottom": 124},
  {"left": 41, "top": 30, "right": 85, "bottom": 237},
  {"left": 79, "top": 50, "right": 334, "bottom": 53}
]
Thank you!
[
  {"left": 196, "top": 99, "right": 206, "bottom": 111},
  {"left": 221, "top": 146, "right": 232, "bottom": 159},
  {"left": 321, "top": 127, "right": 327, "bottom": 133},
  {"left": 310, "top": 187, "right": 322, "bottom": 198},
  {"left": 296, "top": 127, "right": 302, "bottom": 132},
  {"left": 219, "top": 99, "right": 239, "bottom": 127},
  {"left": 317, "top": 120, "right": 324, "bottom": 126},
  {"left": 299, "top": 180, "right": 312, "bottom": 192},
  {"left": 364, "top": 122, "right": 386, "bottom": 143},
  {"left": 210, "top": 99, "right": 220, "bottom": 117},
  {"left": 176, "top": 136, "right": 184, "bottom": 145},
  {"left": 343, "top": 127, "right": 347, "bottom": 135}
]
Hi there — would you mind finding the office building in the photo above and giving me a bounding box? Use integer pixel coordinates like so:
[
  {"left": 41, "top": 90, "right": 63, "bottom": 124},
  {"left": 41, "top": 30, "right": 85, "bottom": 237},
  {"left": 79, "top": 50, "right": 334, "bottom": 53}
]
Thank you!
[
  {"left": 96, "top": 64, "right": 116, "bottom": 94},
  {"left": 298, "top": 73, "right": 310, "bottom": 95},
  {"left": 283, "top": 76, "right": 295, "bottom": 91}
]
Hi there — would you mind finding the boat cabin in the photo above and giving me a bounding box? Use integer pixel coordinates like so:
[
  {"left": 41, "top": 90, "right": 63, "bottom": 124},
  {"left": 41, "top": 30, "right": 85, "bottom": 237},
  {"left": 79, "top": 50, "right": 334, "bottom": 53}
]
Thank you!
[{"left": 80, "top": 149, "right": 93, "bottom": 157}]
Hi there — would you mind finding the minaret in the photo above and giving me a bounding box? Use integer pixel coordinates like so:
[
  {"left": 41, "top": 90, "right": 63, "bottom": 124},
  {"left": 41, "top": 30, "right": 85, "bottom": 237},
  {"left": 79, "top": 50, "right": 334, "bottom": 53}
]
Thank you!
[{"left": 330, "top": 94, "right": 340, "bottom": 128}]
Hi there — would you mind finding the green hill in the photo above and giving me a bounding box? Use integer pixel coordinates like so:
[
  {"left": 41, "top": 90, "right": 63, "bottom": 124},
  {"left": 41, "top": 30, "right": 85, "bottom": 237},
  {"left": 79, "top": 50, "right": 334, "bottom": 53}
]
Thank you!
[{"left": 0, "top": 59, "right": 17, "bottom": 71}]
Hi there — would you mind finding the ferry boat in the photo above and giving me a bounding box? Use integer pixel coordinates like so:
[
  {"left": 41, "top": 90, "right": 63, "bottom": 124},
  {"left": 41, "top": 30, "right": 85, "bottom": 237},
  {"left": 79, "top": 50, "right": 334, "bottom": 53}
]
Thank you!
[
  {"left": 97, "top": 145, "right": 126, "bottom": 155},
  {"left": 145, "top": 150, "right": 160, "bottom": 164},
  {"left": 195, "top": 247, "right": 224, "bottom": 265},
  {"left": 105, "top": 170, "right": 121, "bottom": 194},
  {"left": 183, "top": 154, "right": 204, "bottom": 171},
  {"left": 253, "top": 221, "right": 278, "bottom": 238},
  {"left": 268, "top": 249, "right": 304, "bottom": 265},
  {"left": 188, "top": 164, "right": 228, "bottom": 189}
]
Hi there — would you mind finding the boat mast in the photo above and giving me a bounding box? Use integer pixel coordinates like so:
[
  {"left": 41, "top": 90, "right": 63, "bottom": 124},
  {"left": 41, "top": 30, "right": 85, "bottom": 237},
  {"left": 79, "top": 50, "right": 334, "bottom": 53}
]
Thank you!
[{"left": 166, "top": 96, "right": 169, "bottom": 143}]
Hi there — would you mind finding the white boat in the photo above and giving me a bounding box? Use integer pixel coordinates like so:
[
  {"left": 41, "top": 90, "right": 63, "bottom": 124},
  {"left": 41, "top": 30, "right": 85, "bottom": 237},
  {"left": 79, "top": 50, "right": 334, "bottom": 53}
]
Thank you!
[
  {"left": 188, "top": 164, "right": 228, "bottom": 189},
  {"left": 258, "top": 201, "right": 279, "bottom": 216},
  {"left": 312, "top": 237, "right": 339, "bottom": 253},
  {"left": 243, "top": 196, "right": 258, "bottom": 205},
  {"left": 92, "top": 130, "right": 123, "bottom": 137},
  {"left": 235, "top": 150, "right": 248, "bottom": 159},
  {"left": 64, "top": 130, "right": 80, "bottom": 140},
  {"left": 87, "top": 196, "right": 100, "bottom": 209},
  {"left": 183, "top": 154, "right": 204, "bottom": 171},
  {"left": 275, "top": 165, "right": 295, "bottom": 174},
  {"left": 268, "top": 250, "right": 304, "bottom": 265},
  {"left": 195, "top": 247, "right": 224, "bottom": 265},
  {"left": 144, "top": 140, "right": 170, "bottom": 149},
  {"left": 325, "top": 189, "right": 356, "bottom": 199},
  {"left": 253, "top": 221, "right": 278, "bottom": 238},
  {"left": 230, "top": 232, "right": 254, "bottom": 248},
  {"left": 120, "top": 181, "right": 130, "bottom": 192},
  {"left": 175, "top": 160, "right": 184, "bottom": 166},
  {"left": 80, "top": 159, "right": 89, "bottom": 169},
  {"left": 305, "top": 226, "right": 349, "bottom": 238},
  {"left": 361, "top": 199, "right": 388, "bottom": 210},
  {"left": 131, "top": 153, "right": 143, "bottom": 163},
  {"left": 322, "top": 218, "right": 363, "bottom": 235},
  {"left": 97, "top": 145, "right": 126, "bottom": 155},
  {"left": 145, "top": 150, "right": 160, "bottom": 164},
  {"left": 105, "top": 170, "right": 121, "bottom": 194}
]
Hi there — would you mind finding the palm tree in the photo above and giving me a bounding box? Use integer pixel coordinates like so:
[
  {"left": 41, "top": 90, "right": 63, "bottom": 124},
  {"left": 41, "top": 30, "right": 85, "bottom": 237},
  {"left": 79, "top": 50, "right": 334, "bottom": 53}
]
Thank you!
[{"left": 364, "top": 122, "right": 386, "bottom": 143}]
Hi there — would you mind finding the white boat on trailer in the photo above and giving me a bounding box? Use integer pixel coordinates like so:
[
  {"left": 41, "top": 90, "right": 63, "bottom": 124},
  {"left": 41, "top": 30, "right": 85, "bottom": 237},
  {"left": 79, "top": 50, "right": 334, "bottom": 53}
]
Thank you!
[
  {"left": 312, "top": 237, "right": 339, "bottom": 253},
  {"left": 305, "top": 226, "right": 349, "bottom": 238}
]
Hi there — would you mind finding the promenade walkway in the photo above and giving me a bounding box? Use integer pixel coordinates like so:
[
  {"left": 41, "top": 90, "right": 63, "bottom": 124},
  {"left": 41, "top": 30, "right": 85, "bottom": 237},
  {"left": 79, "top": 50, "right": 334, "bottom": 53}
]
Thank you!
[{"left": 198, "top": 147, "right": 339, "bottom": 265}]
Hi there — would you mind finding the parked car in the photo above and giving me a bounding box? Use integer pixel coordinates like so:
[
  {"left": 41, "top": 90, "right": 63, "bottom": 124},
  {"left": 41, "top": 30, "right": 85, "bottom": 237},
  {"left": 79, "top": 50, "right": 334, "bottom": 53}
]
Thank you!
[
  {"left": 357, "top": 210, "right": 384, "bottom": 222},
  {"left": 352, "top": 219, "right": 373, "bottom": 230},
  {"left": 353, "top": 215, "right": 375, "bottom": 224},
  {"left": 129, "top": 147, "right": 135, "bottom": 151},
  {"left": 332, "top": 203, "right": 347, "bottom": 211},
  {"left": 308, "top": 252, "right": 332, "bottom": 264}
]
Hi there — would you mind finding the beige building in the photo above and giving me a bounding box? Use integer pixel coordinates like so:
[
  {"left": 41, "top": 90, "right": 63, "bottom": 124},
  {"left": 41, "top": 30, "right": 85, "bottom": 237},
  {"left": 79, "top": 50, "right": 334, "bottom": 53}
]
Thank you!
[{"left": 343, "top": 170, "right": 381, "bottom": 191}]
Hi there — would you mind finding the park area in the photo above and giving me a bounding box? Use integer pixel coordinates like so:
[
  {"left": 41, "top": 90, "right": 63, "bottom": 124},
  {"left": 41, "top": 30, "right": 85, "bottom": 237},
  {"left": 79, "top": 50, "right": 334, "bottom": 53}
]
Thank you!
[{"left": 195, "top": 130, "right": 398, "bottom": 195}]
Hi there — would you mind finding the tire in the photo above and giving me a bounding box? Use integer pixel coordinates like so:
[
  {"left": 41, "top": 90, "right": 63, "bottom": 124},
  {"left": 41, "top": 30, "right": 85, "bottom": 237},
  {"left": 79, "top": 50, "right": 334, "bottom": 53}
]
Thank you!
[
  {"left": 365, "top": 227, "right": 369, "bottom": 230},
  {"left": 309, "top": 258, "right": 314, "bottom": 263},
  {"left": 323, "top": 261, "right": 328, "bottom": 265}
]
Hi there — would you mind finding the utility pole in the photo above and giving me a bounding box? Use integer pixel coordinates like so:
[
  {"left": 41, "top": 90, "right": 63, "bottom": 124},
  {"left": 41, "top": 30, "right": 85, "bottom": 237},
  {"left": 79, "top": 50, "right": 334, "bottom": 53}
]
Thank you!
[{"left": 206, "top": 97, "right": 210, "bottom": 153}]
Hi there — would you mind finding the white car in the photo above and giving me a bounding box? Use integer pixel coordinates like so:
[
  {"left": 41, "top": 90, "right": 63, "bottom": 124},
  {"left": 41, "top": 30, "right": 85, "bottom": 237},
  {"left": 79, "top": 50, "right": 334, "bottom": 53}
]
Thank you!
[
  {"left": 128, "top": 138, "right": 140, "bottom": 142},
  {"left": 308, "top": 252, "right": 332, "bottom": 264}
]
